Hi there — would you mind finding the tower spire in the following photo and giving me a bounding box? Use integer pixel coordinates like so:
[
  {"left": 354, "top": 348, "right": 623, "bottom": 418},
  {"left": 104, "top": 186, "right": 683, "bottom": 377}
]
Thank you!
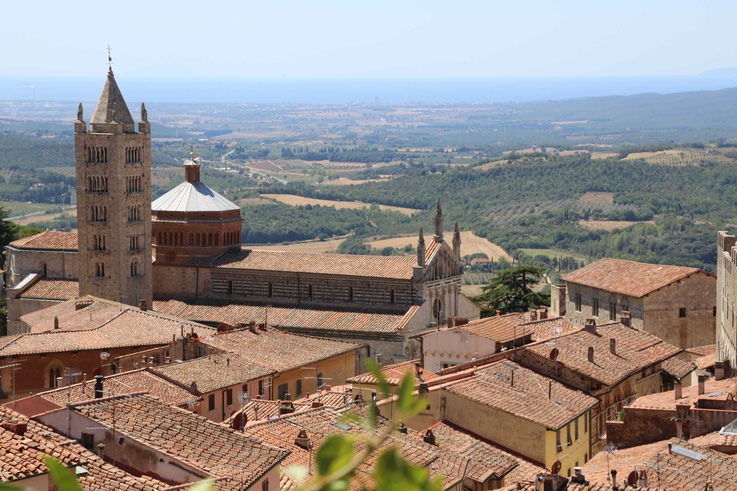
[
  {"left": 417, "top": 227, "right": 426, "bottom": 267},
  {"left": 452, "top": 221, "right": 461, "bottom": 259},
  {"left": 433, "top": 198, "right": 443, "bottom": 242}
]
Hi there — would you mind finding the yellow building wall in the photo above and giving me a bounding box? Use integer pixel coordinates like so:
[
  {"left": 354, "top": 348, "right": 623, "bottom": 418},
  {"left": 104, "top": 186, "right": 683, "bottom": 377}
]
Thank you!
[
  {"left": 272, "top": 350, "right": 358, "bottom": 400},
  {"left": 543, "top": 411, "right": 591, "bottom": 477}
]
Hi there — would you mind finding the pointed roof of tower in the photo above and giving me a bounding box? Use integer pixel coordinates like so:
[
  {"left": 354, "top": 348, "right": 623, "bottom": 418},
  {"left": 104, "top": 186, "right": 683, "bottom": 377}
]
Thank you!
[{"left": 90, "top": 68, "right": 134, "bottom": 125}]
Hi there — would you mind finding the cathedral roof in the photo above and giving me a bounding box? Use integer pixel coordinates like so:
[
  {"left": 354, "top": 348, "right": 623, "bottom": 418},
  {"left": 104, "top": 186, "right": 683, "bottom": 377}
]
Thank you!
[
  {"left": 152, "top": 179, "right": 240, "bottom": 213},
  {"left": 90, "top": 68, "right": 134, "bottom": 125}
]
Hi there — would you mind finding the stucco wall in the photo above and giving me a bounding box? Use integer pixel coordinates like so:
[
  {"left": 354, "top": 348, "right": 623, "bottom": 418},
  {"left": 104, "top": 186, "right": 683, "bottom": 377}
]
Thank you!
[
  {"left": 4, "top": 247, "right": 77, "bottom": 288},
  {"left": 422, "top": 329, "right": 496, "bottom": 372}
]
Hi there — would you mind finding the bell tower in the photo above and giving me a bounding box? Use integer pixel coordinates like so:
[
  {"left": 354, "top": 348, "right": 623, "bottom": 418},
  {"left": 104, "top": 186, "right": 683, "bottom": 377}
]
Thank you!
[{"left": 74, "top": 67, "right": 152, "bottom": 307}]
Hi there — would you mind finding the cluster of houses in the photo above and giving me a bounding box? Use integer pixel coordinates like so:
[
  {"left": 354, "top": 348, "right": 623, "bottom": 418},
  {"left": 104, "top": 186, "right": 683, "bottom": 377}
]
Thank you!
[{"left": 2, "top": 68, "right": 737, "bottom": 490}]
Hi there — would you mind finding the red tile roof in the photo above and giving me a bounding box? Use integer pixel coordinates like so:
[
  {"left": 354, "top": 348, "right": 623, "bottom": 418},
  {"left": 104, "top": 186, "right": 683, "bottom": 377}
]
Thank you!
[
  {"left": 153, "top": 299, "right": 416, "bottom": 334},
  {"left": 201, "top": 327, "right": 363, "bottom": 373},
  {"left": 523, "top": 322, "right": 685, "bottom": 386},
  {"left": 153, "top": 352, "right": 274, "bottom": 394},
  {"left": 197, "top": 248, "right": 418, "bottom": 280},
  {"left": 454, "top": 313, "right": 530, "bottom": 344},
  {"left": 8, "top": 230, "right": 78, "bottom": 251},
  {"left": 689, "top": 429, "right": 737, "bottom": 451},
  {"left": 71, "top": 394, "right": 288, "bottom": 490},
  {"left": 19, "top": 296, "right": 123, "bottom": 333},
  {"left": 661, "top": 356, "right": 697, "bottom": 381},
  {"left": 443, "top": 360, "right": 598, "bottom": 430},
  {"left": 347, "top": 359, "right": 440, "bottom": 385},
  {"left": 16, "top": 278, "right": 79, "bottom": 301},
  {"left": 224, "top": 399, "right": 313, "bottom": 428},
  {"left": 0, "top": 300, "right": 215, "bottom": 357},
  {"left": 294, "top": 385, "right": 354, "bottom": 409},
  {"left": 630, "top": 376, "right": 737, "bottom": 411},
  {"left": 0, "top": 405, "right": 155, "bottom": 489},
  {"left": 561, "top": 258, "right": 707, "bottom": 297},
  {"left": 36, "top": 368, "right": 201, "bottom": 409}
]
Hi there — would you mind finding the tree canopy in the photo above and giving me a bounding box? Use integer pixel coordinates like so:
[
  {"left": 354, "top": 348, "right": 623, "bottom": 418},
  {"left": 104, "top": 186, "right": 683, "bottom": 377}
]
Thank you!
[{"left": 473, "top": 265, "right": 549, "bottom": 316}]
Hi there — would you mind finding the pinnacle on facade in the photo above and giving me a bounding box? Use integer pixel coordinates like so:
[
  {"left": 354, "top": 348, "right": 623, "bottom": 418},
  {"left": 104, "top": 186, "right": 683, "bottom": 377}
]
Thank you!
[
  {"left": 417, "top": 227, "right": 426, "bottom": 267},
  {"left": 452, "top": 221, "right": 461, "bottom": 258},
  {"left": 433, "top": 198, "right": 443, "bottom": 241},
  {"left": 90, "top": 68, "right": 134, "bottom": 125}
]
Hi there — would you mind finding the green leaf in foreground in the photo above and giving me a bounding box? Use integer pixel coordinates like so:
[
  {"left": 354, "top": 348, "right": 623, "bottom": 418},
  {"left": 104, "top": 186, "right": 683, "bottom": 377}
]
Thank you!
[
  {"left": 372, "top": 448, "right": 443, "bottom": 491},
  {"left": 43, "top": 456, "right": 83, "bottom": 491}
]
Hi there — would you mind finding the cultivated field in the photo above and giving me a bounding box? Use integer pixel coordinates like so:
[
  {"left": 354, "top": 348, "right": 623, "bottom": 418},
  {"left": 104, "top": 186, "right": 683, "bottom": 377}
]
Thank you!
[
  {"left": 367, "top": 231, "right": 512, "bottom": 261},
  {"left": 578, "top": 219, "right": 651, "bottom": 231},
  {"left": 518, "top": 248, "right": 588, "bottom": 262},
  {"left": 13, "top": 207, "right": 77, "bottom": 226},
  {"left": 3, "top": 201, "right": 68, "bottom": 219},
  {"left": 261, "top": 194, "right": 420, "bottom": 216},
  {"left": 622, "top": 148, "right": 735, "bottom": 166}
]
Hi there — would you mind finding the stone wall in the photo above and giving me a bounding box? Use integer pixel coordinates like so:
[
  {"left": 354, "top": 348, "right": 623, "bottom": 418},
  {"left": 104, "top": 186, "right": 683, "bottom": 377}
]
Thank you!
[
  {"left": 4, "top": 247, "right": 77, "bottom": 288},
  {"left": 717, "top": 231, "right": 737, "bottom": 367}
]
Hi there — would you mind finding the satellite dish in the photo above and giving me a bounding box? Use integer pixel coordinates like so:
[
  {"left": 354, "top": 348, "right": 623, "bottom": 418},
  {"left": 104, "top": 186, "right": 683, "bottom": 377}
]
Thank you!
[
  {"left": 551, "top": 461, "right": 562, "bottom": 474},
  {"left": 550, "top": 348, "right": 559, "bottom": 361},
  {"left": 100, "top": 352, "right": 110, "bottom": 360},
  {"left": 627, "top": 471, "right": 638, "bottom": 485}
]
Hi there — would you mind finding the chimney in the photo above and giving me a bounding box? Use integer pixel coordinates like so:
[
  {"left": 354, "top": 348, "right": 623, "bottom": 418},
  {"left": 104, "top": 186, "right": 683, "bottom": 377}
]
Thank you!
[
  {"left": 698, "top": 374, "right": 708, "bottom": 396},
  {"left": 587, "top": 346, "right": 594, "bottom": 363},
  {"left": 674, "top": 381, "right": 683, "bottom": 400},
  {"left": 398, "top": 423, "right": 408, "bottom": 434},
  {"left": 295, "top": 429, "right": 312, "bottom": 450},
  {"left": 538, "top": 308, "right": 548, "bottom": 320},
  {"left": 496, "top": 310, "right": 501, "bottom": 317},
  {"left": 1, "top": 421, "right": 27, "bottom": 436},
  {"left": 423, "top": 429, "right": 436, "bottom": 445},
  {"left": 548, "top": 379, "right": 552, "bottom": 399},
  {"left": 414, "top": 362, "right": 421, "bottom": 378},
  {"left": 620, "top": 311, "right": 631, "bottom": 327},
  {"left": 510, "top": 369, "right": 514, "bottom": 387},
  {"left": 258, "top": 323, "right": 267, "bottom": 331},
  {"left": 609, "top": 338, "right": 616, "bottom": 355},
  {"left": 447, "top": 317, "right": 455, "bottom": 328},
  {"left": 249, "top": 324, "right": 257, "bottom": 334},
  {"left": 584, "top": 318, "right": 596, "bottom": 333},
  {"left": 53, "top": 316, "right": 59, "bottom": 330},
  {"left": 139, "top": 299, "right": 148, "bottom": 311},
  {"left": 715, "top": 361, "right": 726, "bottom": 381},
  {"left": 639, "top": 470, "right": 648, "bottom": 487},
  {"left": 570, "top": 467, "right": 586, "bottom": 484},
  {"left": 94, "top": 375, "right": 104, "bottom": 399},
  {"left": 530, "top": 310, "right": 538, "bottom": 321},
  {"left": 227, "top": 358, "right": 230, "bottom": 367}
]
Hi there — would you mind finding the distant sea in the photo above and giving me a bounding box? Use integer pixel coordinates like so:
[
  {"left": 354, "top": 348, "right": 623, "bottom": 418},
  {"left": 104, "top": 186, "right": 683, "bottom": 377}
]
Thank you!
[{"left": 3, "top": 74, "right": 737, "bottom": 104}]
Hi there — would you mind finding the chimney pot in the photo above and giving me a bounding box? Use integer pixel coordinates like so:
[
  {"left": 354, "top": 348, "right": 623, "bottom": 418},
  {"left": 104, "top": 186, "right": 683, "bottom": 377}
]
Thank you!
[
  {"left": 530, "top": 311, "right": 538, "bottom": 321},
  {"left": 139, "top": 299, "right": 148, "bottom": 311},
  {"left": 584, "top": 318, "right": 596, "bottom": 333},
  {"left": 621, "top": 310, "right": 631, "bottom": 327},
  {"left": 698, "top": 374, "right": 708, "bottom": 396},
  {"left": 587, "top": 346, "right": 594, "bottom": 363},
  {"left": 674, "top": 381, "right": 683, "bottom": 400},
  {"left": 715, "top": 361, "right": 726, "bottom": 381},
  {"left": 610, "top": 338, "right": 616, "bottom": 355},
  {"left": 414, "top": 362, "right": 421, "bottom": 377},
  {"left": 54, "top": 316, "right": 59, "bottom": 329},
  {"left": 94, "top": 375, "right": 104, "bottom": 399}
]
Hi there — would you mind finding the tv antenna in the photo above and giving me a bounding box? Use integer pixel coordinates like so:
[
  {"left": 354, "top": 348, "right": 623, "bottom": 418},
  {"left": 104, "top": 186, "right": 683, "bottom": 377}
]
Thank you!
[{"left": 107, "top": 45, "right": 113, "bottom": 70}]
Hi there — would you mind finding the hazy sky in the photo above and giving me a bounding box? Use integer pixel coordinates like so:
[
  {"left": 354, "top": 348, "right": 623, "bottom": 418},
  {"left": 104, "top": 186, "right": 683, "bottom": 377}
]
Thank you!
[{"left": 3, "top": 1, "right": 736, "bottom": 79}]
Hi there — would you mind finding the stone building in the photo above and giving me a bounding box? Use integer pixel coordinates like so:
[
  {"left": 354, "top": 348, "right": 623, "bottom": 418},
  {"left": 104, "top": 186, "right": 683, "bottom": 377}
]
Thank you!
[
  {"left": 717, "top": 230, "right": 737, "bottom": 368},
  {"left": 553, "top": 257, "right": 716, "bottom": 348},
  {"left": 74, "top": 67, "right": 152, "bottom": 307},
  {"left": 2, "top": 68, "right": 480, "bottom": 365}
]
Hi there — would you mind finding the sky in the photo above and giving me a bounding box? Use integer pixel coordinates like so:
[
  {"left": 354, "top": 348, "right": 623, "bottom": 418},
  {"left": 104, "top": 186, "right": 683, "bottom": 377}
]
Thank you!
[{"left": 3, "top": 0, "right": 737, "bottom": 79}]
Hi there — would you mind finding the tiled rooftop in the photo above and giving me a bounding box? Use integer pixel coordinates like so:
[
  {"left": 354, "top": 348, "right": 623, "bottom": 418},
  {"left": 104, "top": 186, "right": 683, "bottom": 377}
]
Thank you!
[
  {"left": 443, "top": 360, "right": 598, "bottom": 430},
  {"left": 581, "top": 438, "right": 737, "bottom": 490},
  {"left": 416, "top": 422, "right": 536, "bottom": 483},
  {"left": 454, "top": 313, "right": 530, "bottom": 344},
  {"left": 153, "top": 352, "right": 274, "bottom": 394},
  {"left": 347, "top": 359, "right": 440, "bottom": 385},
  {"left": 16, "top": 278, "right": 79, "bottom": 301},
  {"left": 561, "top": 257, "right": 706, "bottom": 297},
  {"left": 523, "top": 322, "right": 685, "bottom": 386},
  {"left": 201, "top": 327, "right": 363, "bottom": 373},
  {"left": 37, "top": 368, "right": 201, "bottom": 409},
  {"left": 661, "top": 356, "right": 697, "bottom": 380},
  {"left": 224, "top": 399, "right": 313, "bottom": 428},
  {"left": 195, "top": 248, "right": 418, "bottom": 280},
  {"left": 153, "top": 298, "right": 415, "bottom": 334},
  {"left": 71, "top": 394, "right": 288, "bottom": 490},
  {"left": 630, "top": 376, "right": 737, "bottom": 411},
  {"left": 0, "top": 405, "right": 155, "bottom": 489},
  {"left": 522, "top": 316, "right": 580, "bottom": 342},
  {"left": 244, "top": 406, "right": 460, "bottom": 490},
  {"left": 0, "top": 300, "right": 215, "bottom": 357},
  {"left": 19, "top": 296, "right": 122, "bottom": 333},
  {"left": 7, "top": 230, "right": 78, "bottom": 251},
  {"left": 294, "top": 384, "right": 354, "bottom": 409},
  {"left": 689, "top": 427, "right": 737, "bottom": 451}
]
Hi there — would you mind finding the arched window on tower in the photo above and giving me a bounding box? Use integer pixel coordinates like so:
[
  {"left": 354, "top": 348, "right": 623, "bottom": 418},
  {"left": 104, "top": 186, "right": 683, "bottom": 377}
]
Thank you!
[
  {"left": 348, "top": 286, "right": 354, "bottom": 302},
  {"left": 390, "top": 289, "right": 395, "bottom": 305},
  {"left": 130, "top": 261, "right": 138, "bottom": 277},
  {"left": 308, "top": 284, "right": 313, "bottom": 300},
  {"left": 227, "top": 279, "right": 233, "bottom": 295},
  {"left": 267, "top": 282, "right": 273, "bottom": 298}
]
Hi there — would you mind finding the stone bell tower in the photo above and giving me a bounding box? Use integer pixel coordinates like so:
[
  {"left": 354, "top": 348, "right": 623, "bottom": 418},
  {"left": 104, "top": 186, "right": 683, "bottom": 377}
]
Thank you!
[{"left": 74, "top": 68, "right": 152, "bottom": 307}]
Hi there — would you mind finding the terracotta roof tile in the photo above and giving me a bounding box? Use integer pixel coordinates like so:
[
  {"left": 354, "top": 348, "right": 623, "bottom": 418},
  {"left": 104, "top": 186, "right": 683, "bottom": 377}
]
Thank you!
[
  {"left": 443, "top": 360, "right": 598, "bottom": 430},
  {"left": 0, "top": 300, "right": 215, "bottom": 357},
  {"left": 196, "top": 248, "right": 418, "bottom": 280},
  {"left": 201, "top": 327, "right": 363, "bottom": 373},
  {"left": 36, "top": 369, "right": 200, "bottom": 409},
  {"left": 561, "top": 258, "right": 706, "bottom": 297},
  {"left": 661, "top": 356, "right": 697, "bottom": 380},
  {"left": 8, "top": 230, "right": 77, "bottom": 251},
  {"left": 153, "top": 298, "right": 415, "bottom": 334},
  {"left": 630, "top": 376, "right": 737, "bottom": 411},
  {"left": 347, "top": 359, "right": 440, "bottom": 385},
  {"left": 16, "top": 278, "right": 79, "bottom": 301},
  {"left": 0, "top": 405, "right": 154, "bottom": 489},
  {"left": 72, "top": 394, "right": 288, "bottom": 490},
  {"left": 689, "top": 428, "right": 737, "bottom": 451},
  {"left": 20, "top": 296, "right": 122, "bottom": 333},
  {"left": 523, "top": 322, "right": 684, "bottom": 386},
  {"left": 153, "top": 352, "right": 274, "bottom": 394},
  {"left": 294, "top": 385, "right": 354, "bottom": 409},
  {"left": 453, "top": 313, "right": 530, "bottom": 344}
]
